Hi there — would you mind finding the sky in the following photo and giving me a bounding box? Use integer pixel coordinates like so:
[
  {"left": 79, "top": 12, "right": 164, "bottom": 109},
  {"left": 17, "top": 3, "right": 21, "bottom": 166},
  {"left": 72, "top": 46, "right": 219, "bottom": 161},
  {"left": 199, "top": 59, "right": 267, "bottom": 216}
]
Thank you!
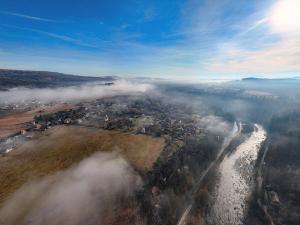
[{"left": 0, "top": 0, "right": 299, "bottom": 79}]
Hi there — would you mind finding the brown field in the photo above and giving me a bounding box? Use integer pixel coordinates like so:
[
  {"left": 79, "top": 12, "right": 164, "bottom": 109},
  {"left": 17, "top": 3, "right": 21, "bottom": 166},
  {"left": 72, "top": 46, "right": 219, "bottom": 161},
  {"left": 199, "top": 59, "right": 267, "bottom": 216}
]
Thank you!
[
  {"left": 0, "top": 103, "right": 75, "bottom": 138},
  {"left": 0, "top": 126, "right": 165, "bottom": 206}
]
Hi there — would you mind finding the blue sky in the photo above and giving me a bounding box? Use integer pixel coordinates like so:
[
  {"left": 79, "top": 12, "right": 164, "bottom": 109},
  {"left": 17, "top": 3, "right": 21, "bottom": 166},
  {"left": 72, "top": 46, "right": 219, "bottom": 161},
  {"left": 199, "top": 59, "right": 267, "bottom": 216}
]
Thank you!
[{"left": 0, "top": 0, "right": 299, "bottom": 79}]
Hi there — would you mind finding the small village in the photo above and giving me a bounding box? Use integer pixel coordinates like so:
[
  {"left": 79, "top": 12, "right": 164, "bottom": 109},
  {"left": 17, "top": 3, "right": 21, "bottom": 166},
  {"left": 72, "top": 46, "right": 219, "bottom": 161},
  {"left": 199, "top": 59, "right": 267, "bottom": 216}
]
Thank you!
[
  {"left": 30, "top": 96, "right": 206, "bottom": 140},
  {"left": 0, "top": 96, "right": 207, "bottom": 156},
  {"left": 0, "top": 95, "right": 225, "bottom": 225}
]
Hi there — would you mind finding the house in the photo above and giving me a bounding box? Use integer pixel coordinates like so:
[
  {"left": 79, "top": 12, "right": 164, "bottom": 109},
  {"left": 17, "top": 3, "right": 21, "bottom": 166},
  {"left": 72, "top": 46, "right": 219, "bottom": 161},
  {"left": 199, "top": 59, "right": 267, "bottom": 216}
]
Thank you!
[
  {"left": 268, "top": 191, "right": 280, "bottom": 206},
  {"left": 63, "top": 118, "right": 72, "bottom": 124},
  {"left": 151, "top": 186, "right": 160, "bottom": 196}
]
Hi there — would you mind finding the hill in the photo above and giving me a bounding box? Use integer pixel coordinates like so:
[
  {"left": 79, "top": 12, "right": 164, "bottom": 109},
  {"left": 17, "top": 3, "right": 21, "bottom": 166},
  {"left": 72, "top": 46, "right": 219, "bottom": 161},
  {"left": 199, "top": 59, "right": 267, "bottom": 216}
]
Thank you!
[
  {"left": 242, "top": 77, "right": 300, "bottom": 82},
  {"left": 0, "top": 69, "right": 116, "bottom": 89}
]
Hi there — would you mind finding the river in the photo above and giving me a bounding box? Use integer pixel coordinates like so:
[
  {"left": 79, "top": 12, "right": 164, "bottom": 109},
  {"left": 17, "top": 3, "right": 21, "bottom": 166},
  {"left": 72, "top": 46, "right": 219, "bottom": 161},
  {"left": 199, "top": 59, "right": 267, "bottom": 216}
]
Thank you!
[
  {"left": 207, "top": 124, "right": 266, "bottom": 225},
  {"left": 176, "top": 121, "right": 240, "bottom": 225}
]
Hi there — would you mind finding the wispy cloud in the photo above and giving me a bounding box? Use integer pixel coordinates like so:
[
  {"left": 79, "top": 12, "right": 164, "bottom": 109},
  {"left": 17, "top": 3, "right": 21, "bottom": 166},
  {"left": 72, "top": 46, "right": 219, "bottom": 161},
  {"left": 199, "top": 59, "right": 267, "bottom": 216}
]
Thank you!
[
  {"left": 3, "top": 24, "right": 98, "bottom": 48},
  {"left": 209, "top": 37, "right": 300, "bottom": 75},
  {"left": 0, "top": 11, "right": 57, "bottom": 22},
  {"left": 1, "top": 0, "right": 299, "bottom": 78},
  {"left": 242, "top": 18, "right": 268, "bottom": 35},
  {"left": 205, "top": 0, "right": 300, "bottom": 76}
]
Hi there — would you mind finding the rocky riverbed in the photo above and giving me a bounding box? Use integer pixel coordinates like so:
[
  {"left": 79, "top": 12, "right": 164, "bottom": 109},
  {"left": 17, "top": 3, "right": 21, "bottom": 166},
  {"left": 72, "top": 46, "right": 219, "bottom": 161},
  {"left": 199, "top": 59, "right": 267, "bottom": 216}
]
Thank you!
[{"left": 207, "top": 124, "right": 266, "bottom": 225}]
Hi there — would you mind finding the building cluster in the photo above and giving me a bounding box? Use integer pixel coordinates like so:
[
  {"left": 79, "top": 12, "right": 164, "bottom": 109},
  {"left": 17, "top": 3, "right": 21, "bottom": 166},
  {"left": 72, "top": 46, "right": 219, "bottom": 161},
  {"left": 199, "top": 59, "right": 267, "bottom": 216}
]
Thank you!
[
  {"left": 31, "top": 96, "right": 204, "bottom": 140},
  {"left": 33, "top": 107, "right": 86, "bottom": 131}
]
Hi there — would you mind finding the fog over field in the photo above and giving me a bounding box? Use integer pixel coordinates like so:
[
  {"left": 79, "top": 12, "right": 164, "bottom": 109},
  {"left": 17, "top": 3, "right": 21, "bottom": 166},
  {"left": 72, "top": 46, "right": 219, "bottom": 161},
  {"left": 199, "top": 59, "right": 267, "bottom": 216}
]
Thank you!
[
  {"left": 0, "top": 152, "right": 142, "bottom": 225},
  {"left": 0, "top": 80, "right": 153, "bottom": 104}
]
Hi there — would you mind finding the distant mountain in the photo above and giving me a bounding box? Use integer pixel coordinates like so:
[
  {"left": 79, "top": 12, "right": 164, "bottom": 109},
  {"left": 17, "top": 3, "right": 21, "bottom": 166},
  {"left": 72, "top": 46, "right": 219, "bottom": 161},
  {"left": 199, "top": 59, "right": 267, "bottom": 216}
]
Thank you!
[
  {"left": 0, "top": 69, "right": 117, "bottom": 90},
  {"left": 242, "top": 77, "right": 300, "bottom": 81},
  {"left": 242, "top": 77, "right": 263, "bottom": 81},
  {"left": 230, "top": 76, "right": 300, "bottom": 98}
]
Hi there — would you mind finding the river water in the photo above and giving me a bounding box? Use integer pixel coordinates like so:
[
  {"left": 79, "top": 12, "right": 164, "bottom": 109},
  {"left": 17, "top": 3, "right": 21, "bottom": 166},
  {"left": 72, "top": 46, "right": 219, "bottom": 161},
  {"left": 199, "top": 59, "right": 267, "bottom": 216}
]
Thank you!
[
  {"left": 207, "top": 124, "right": 266, "bottom": 225},
  {"left": 177, "top": 122, "right": 240, "bottom": 225}
]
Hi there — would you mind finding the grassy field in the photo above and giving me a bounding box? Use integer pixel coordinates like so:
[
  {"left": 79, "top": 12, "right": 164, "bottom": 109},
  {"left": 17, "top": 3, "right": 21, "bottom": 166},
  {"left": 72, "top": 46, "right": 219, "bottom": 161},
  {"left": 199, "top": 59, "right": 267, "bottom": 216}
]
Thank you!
[{"left": 0, "top": 126, "right": 165, "bottom": 206}]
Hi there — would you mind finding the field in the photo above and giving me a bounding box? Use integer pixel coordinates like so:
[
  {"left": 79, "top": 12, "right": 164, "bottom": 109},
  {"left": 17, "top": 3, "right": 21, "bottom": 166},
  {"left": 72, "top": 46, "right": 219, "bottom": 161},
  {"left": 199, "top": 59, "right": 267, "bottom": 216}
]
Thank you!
[{"left": 0, "top": 126, "right": 165, "bottom": 206}]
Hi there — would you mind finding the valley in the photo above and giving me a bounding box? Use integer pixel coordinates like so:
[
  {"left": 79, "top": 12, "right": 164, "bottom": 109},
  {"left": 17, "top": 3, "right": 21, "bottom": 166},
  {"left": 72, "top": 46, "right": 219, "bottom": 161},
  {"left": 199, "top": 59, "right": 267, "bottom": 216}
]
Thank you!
[{"left": 0, "top": 70, "right": 299, "bottom": 225}]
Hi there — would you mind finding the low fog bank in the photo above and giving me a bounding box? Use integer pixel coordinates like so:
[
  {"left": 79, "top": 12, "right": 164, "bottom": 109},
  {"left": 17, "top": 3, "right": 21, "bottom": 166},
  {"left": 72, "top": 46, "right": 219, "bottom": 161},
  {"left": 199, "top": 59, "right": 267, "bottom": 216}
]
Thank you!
[
  {"left": 197, "top": 115, "right": 231, "bottom": 135},
  {"left": 0, "top": 152, "right": 142, "bottom": 225},
  {"left": 150, "top": 88, "right": 234, "bottom": 136},
  {"left": 157, "top": 80, "right": 300, "bottom": 126},
  {"left": 0, "top": 80, "right": 153, "bottom": 104}
]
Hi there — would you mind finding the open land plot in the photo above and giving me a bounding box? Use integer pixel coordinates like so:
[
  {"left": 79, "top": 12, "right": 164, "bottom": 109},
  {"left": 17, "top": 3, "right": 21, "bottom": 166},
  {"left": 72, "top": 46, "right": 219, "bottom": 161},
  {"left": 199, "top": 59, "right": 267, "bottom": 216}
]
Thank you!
[{"left": 0, "top": 125, "right": 165, "bottom": 206}]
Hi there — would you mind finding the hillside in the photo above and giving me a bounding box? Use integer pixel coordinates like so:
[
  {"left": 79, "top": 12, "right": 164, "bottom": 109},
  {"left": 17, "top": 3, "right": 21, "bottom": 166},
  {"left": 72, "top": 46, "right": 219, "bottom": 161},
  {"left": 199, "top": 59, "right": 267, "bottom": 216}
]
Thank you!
[{"left": 0, "top": 69, "right": 116, "bottom": 89}]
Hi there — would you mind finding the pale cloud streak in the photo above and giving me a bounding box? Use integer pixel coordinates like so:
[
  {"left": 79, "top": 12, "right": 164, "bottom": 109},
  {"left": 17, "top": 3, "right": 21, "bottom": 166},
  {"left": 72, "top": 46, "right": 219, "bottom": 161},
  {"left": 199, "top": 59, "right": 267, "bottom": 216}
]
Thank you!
[
  {"left": 242, "top": 18, "right": 268, "bottom": 35},
  {"left": 0, "top": 11, "right": 57, "bottom": 22},
  {"left": 3, "top": 25, "right": 98, "bottom": 48}
]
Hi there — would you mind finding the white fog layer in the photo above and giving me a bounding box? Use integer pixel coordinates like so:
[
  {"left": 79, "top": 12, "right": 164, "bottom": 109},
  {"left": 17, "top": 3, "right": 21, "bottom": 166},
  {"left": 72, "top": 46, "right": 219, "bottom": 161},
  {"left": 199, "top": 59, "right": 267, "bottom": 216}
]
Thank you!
[{"left": 0, "top": 80, "right": 153, "bottom": 104}]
